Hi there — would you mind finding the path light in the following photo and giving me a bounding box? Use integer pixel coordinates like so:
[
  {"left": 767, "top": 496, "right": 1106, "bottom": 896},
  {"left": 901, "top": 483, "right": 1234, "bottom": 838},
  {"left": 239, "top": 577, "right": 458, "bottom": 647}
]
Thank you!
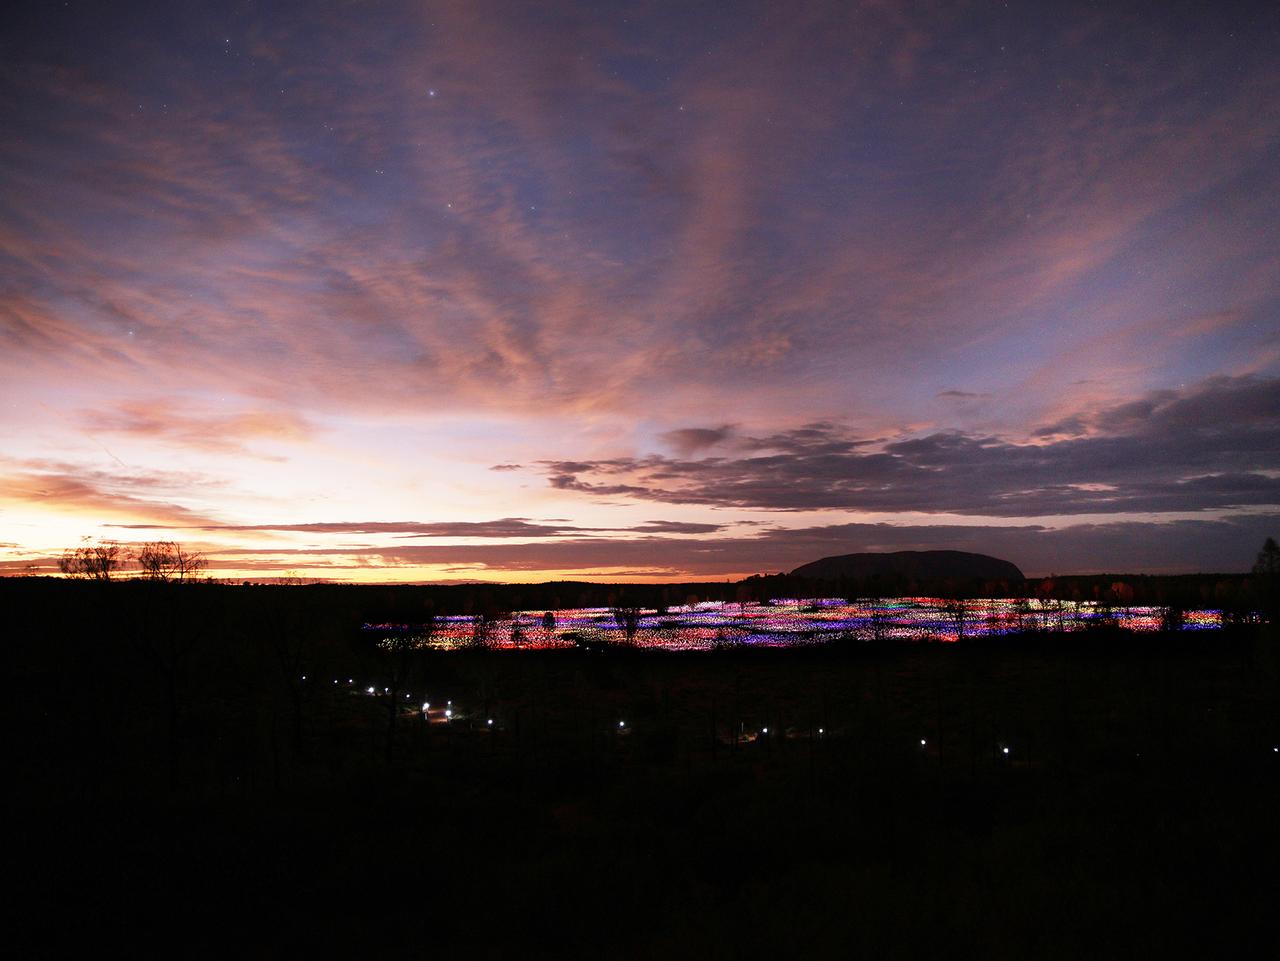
[
  {"left": 301, "top": 675, "right": 307, "bottom": 681},
  {"left": 762, "top": 726, "right": 769, "bottom": 734},
  {"left": 1002, "top": 746, "right": 1010, "bottom": 755},
  {"left": 618, "top": 720, "right": 626, "bottom": 729},
  {"left": 818, "top": 727, "right": 824, "bottom": 735},
  {"left": 487, "top": 718, "right": 493, "bottom": 726},
  {"left": 347, "top": 678, "right": 353, "bottom": 684},
  {"left": 920, "top": 739, "right": 927, "bottom": 747},
  {"left": 367, "top": 686, "right": 376, "bottom": 694}
]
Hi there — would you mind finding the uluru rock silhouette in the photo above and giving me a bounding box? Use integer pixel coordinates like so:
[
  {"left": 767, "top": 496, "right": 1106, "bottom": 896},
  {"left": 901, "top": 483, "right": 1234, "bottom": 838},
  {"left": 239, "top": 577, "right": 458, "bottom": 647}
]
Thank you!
[{"left": 790, "top": 550, "right": 1024, "bottom": 581}]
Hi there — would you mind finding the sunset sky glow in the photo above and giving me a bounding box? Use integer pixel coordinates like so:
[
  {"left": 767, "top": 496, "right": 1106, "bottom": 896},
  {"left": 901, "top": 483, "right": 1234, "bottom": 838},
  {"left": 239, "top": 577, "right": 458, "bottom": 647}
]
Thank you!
[{"left": 2, "top": 0, "right": 1278, "bottom": 581}]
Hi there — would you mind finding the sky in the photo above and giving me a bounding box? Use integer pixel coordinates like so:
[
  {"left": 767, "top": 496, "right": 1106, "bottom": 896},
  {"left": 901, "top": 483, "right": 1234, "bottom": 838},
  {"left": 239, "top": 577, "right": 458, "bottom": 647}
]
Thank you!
[{"left": 1, "top": 0, "right": 1278, "bottom": 583}]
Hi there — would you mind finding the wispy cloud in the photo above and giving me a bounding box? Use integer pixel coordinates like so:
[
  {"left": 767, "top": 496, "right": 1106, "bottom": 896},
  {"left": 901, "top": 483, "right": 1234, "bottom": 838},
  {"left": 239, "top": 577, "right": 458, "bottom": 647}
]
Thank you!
[
  {"left": 80, "top": 402, "right": 313, "bottom": 456},
  {"left": 2, "top": 1, "right": 1277, "bottom": 579},
  {"left": 0, "top": 462, "right": 225, "bottom": 528}
]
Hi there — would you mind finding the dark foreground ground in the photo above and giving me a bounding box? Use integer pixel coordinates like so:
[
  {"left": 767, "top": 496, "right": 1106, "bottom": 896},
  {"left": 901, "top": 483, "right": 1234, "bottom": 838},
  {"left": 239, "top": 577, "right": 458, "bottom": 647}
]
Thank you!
[{"left": 9, "top": 584, "right": 1279, "bottom": 959}]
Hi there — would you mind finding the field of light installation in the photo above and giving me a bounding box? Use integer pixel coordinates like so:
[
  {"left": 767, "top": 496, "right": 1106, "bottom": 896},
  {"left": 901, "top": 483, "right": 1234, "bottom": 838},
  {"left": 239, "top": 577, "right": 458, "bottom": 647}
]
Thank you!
[{"left": 366, "top": 597, "right": 1234, "bottom": 651}]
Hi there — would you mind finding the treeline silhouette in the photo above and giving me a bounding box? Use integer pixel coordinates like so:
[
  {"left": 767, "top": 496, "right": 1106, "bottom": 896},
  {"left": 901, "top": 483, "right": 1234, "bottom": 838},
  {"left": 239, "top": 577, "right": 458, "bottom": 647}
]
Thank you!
[{"left": 7, "top": 566, "right": 1278, "bottom": 959}]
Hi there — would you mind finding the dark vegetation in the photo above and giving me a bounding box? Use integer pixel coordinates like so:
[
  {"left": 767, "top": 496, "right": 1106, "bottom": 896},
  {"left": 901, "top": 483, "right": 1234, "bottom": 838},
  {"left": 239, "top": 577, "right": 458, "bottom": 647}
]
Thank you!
[{"left": 8, "top": 565, "right": 1279, "bottom": 959}]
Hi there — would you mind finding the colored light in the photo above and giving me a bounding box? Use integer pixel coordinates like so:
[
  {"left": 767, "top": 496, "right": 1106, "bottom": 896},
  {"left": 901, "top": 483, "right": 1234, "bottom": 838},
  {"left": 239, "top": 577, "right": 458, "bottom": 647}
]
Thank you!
[{"left": 360, "top": 598, "right": 1235, "bottom": 652}]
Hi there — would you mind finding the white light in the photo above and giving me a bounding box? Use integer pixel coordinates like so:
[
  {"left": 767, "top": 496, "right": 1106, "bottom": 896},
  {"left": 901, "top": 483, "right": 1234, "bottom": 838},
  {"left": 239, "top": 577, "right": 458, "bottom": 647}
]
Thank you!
[
  {"left": 347, "top": 678, "right": 352, "bottom": 684},
  {"left": 618, "top": 720, "right": 625, "bottom": 728},
  {"left": 445, "top": 709, "right": 452, "bottom": 718},
  {"left": 762, "top": 727, "right": 769, "bottom": 734},
  {"left": 301, "top": 675, "right": 307, "bottom": 681},
  {"left": 1002, "top": 747, "right": 1010, "bottom": 755},
  {"left": 487, "top": 718, "right": 493, "bottom": 725},
  {"left": 920, "top": 739, "right": 926, "bottom": 746},
  {"left": 367, "top": 686, "right": 375, "bottom": 694},
  {"left": 422, "top": 703, "right": 429, "bottom": 712},
  {"left": 818, "top": 727, "right": 824, "bottom": 734}
]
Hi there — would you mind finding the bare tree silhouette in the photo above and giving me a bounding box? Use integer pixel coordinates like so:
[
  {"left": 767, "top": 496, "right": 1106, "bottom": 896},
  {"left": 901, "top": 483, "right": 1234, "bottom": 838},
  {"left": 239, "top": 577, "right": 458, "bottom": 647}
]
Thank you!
[
  {"left": 1253, "top": 537, "right": 1280, "bottom": 575},
  {"left": 942, "top": 599, "right": 969, "bottom": 640},
  {"left": 58, "top": 539, "right": 124, "bottom": 580},
  {"left": 470, "top": 611, "right": 500, "bottom": 649},
  {"left": 1253, "top": 536, "right": 1279, "bottom": 614},
  {"left": 611, "top": 605, "right": 644, "bottom": 646},
  {"left": 135, "top": 540, "right": 206, "bottom": 582},
  {"left": 868, "top": 601, "right": 890, "bottom": 642}
]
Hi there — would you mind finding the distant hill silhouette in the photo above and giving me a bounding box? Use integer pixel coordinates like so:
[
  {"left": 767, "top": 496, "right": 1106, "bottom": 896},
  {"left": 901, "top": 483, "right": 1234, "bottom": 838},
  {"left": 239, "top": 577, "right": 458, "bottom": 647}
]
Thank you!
[{"left": 790, "top": 550, "right": 1024, "bottom": 582}]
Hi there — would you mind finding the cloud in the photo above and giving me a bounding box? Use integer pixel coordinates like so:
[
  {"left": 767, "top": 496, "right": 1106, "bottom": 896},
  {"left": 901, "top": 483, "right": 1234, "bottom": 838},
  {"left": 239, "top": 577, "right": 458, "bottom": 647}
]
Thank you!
[
  {"left": 80, "top": 402, "right": 313, "bottom": 456},
  {"left": 200, "top": 513, "right": 1280, "bottom": 578},
  {"left": 533, "top": 375, "right": 1280, "bottom": 515},
  {"left": 0, "top": 463, "right": 225, "bottom": 528},
  {"left": 3, "top": 0, "right": 1274, "bottom": 429},
  {"left": 2, "top": 1, "right": 1278, "bottom": 582},
  {"left": 659, "top": 426, "right": 735, "bottom": 455},
  {"left": 109, "top": 517, "right": 728, "bottom": 538},
  {"left": 630, "top": 520, "right": 726, "bottom": 535}
]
